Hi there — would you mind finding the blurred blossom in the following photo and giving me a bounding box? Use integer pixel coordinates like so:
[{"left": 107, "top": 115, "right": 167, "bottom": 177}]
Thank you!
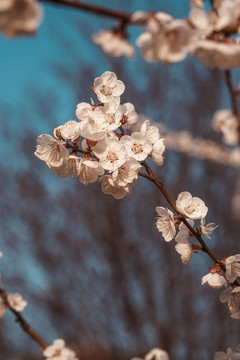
[
  {"left": 0, "top": 0, "right": 43, "bottom": 38},
  {"left": 92, "top": 29, "right": 135, "bottom": 58}
]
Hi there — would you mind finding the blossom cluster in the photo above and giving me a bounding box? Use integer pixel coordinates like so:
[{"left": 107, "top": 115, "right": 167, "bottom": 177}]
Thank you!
[
  {"left": 43, "top": 339, "right": 78, "bottom": 360},
  {"left": 35, "top": 71, "right": 165, "bottom": 199},
  {"left": 156, "top": 191, "right": 240, "bottom": 319},
  {"left": 93, "top": 0, "right": 240, "bottom": 70}
]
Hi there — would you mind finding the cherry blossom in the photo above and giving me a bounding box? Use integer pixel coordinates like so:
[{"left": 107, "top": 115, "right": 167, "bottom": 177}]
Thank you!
[
  {"left": 0, "top": 0, "right": 43, "bottom": 38},
  {"left": 152, "top": 139, "right": 165, "bottom": 166},
  {"left": 120, "top": 132, "right": 152, "bottom": 161},
  {"left": 79, "top": 159, "right": 104, "bottom": 185},
  {"left": 54, "top": 120, "right": 81, "bottom": 142},
  {"left": 175, "top": 220, "right": 194, "bottom": 264},
  {"left": 112, "top": 158, "right": 141, "bottom": 187},
  {"left": 156, "top": 207, "right": 176, "bottom": 242},
  {"left": 212, "top": 109, "right": 239, "bottom": 146},
  {"left": 140, "top": 120, "right": 160, "bottom": 144},
  {"left": 144, "top": 348, "right": 169, "bottom": 360},
  {"left": 99, "top": 175, "right": 132, "bottom": 199},
  {"left": 7, "top": 293, "right": 27, "bottom": 312},
  {"left": 192, "top": 39, "right": 240, "bottom": 70},
  {"left": 137, "top": 12, "right": 196, "bottom": 64},
  {"left": 43, "top": 338, "right": 78, "bottom": 360},
  {"left": 94, "top": 137, "right": 126, "bottom": 172},
  {"left": 215, "top": 0, "right": 240, "bottom": 33},
  {"left": 200, "top": 217, "right": 218, "bottom": 239},
  {"left": 120, "top": 102, "right": 139, "bottom": 129},
  {"left": 220, "top": 286, "right": 240, "bottom": 317},
  {"left": 176, "top": 191, "right": 208, "bottom": 219},
  {"left": 55, "top": 155, "right": 82, "bottom": 178},
  {"left": 214, "top": 347, "right": 240, "bottom": 360},
  {"left": 35, "top": 134, "right": 69, "bottom": 168},
  {"left": 92, "top": 29, "right": 135, "bottom": 58},
  {"left": 93, "top": 71, "right": 125, "bottom": 106},
  {"left": 175, "top": 242, "right": 192, "bottom": 264},
  {"left": 225, "top": 255, "right": 240, "bottom": 283},
  {"left": 202, "top": 273, "right": 227, "bottom": 289}
]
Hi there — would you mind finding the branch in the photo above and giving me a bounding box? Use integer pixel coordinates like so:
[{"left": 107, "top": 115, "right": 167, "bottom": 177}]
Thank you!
[
  {"left": 139, "top": 161, "right": 222, "bottom": 267},
  {"left": 40, "top": 0, "right": 131, "bottom": 23},
  {"left": 225, "top": 70, "right": 239, "bottom": 118},
  {"left": 0, "top": 289, "right": 47, "bottom": 349}
]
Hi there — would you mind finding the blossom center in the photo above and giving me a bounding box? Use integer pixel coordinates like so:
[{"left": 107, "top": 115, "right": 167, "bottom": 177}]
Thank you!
[
  {"left": 100, "top": 85, "right": 113, "bottom": 96},
  {"left": 133, "top": 143, "right": 143, "bottom": 154},
  {"left": 107, "top": 151, "right": 119, "bottom": 162}
]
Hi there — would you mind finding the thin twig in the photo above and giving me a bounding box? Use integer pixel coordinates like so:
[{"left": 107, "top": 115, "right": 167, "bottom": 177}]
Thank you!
[
  {"left": 0, "top": 289, "right": 47, "bottom": 349},
  {"left": 225, "top": 70, "right": 239, "bottom": 118},
  {"left": 139, "top": 162, "right": 222, "bottom": 266},
  {"left": 40, "top": 0, "right": 131, "bottom": 22}
]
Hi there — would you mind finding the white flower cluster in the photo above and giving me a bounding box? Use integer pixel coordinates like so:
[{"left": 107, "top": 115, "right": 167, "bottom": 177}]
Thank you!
[
  {"left": 156, "top": 191, "right": 211, "bottom": 264},
  {"left": 93, "top": 0, "right": 240, "bottom": 69},
  {"left": 35, "top": 71, "right": 165, "bottom": 199},
  {"left": 0, "top": 0, "right": 43, "bottom": 37},
  {"left": 201, "top": 255, "right": 240, "bottom": 319},
  {"left": 43, "top": 339, "right": 78, "bottom": 360},
  {"left": 156, "top": 192, "right": 240, "bottom": 319},
  {"left": 214, "top": 345, "right": 240, "bottom": 360}
]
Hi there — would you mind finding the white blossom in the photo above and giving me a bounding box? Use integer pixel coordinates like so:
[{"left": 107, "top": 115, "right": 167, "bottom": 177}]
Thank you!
[
  {"left": 152, "top": 139, "right": 165, "bottom": 166},
  {"left": 215, "top": 0, "right": 240, "bottom": 33},
  {"left": 43, "top": 338, "right": 78, "bottom": 360},
  {"left": 144, "top": 348, "right": 169, "bottom": 360},
  {"left": 35, "top": 134, "right": 69, "bottom": 168},
  {"left": 119, "top": 102, "right": 139, "bottom": 129},
  {"left": 175, "top": 220, "right": 194, "bottom": 243},
  {"left": 200, "top": 216, "right": 218, "bottom": 239},
  {"left": 140, "top": 120, "right": 160, "bottom": 144},
  {"left": 220, "top": 286, "right": 240, "bottom": 316},
  {"left": 112, "top": 158, "right": 141, "bottom": 186},
  {"left": 54, "top": 120, "right": 81, "bottom": 142},
  {"left": 192, "top": 39, "right": 240, "bottom": 70},
  {"left": 79, "top": 159, "right": 104, "bottom": 185},
  {"left": 212, "top": 109, "right": 239, "bottom": 146},
  {"left": 99, "top": 175, "right": 132, "bottom": 199},
  {"left": 137, "top": 13, "right": 196, "bottom": 64},
  {"left": 91, "top": 102, "right": 123, "bottom": 131},
  {"left": 214, "top": 347, "right": 240, "bottom": 360},
  {"left": 121, "top": 133, "right": 152, "bottom": 161},
  {"left": 0, "top": 0, "right": 43, "bottom": 38},
  {"left": 225, "top": 255, "right": 240, "bottom": 283},
  {"left": 175, "top": 242, "right": 192, "bottom": 264},
  {"left": 95, "top": 137, "right": 127, "bottom": 172},
  {"left": 92, "top": 29, "right": 135, "bottom": 59},
  {"left": 93, "top": 71, "right": 125, "bottom": 106},
  {"left": 176, "top": 191, "right": 208, "bottom": 219},
  {"left": 201, "top": 273, "right": 227, "bottom": 289},
  {"left": 55, "top": 155, "right": 82, "bottom": 178},
  {"left": 7, "top": 293, "right": 27, "bottom": 312},
  {"left": 156, "top": 207, "right": 176, "bottom": 242}
]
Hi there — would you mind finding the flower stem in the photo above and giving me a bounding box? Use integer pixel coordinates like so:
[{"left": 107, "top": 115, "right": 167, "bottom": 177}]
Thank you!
[{"left": 0, "top": 289, "right": 47, "bottom": 350}]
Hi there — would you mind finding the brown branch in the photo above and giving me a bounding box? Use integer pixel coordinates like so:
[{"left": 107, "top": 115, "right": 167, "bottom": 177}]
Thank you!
[
  {"left": 225, "top": 70, "right": 239, "bottom": 118},
  {"left": 66, "top": 143, "right": 99, "bottom": 161},
  {"left": 0, "top": 289, "right": 47, "bottom": 350},
  {"left": 224, "top": 70, "right": 240, "bottom": 143},
  {"left": 40, "top": 0, "right": 131, "bottom": 22}
]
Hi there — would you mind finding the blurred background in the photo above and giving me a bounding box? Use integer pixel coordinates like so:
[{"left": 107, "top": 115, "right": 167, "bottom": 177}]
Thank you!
[{"left": 0, "top": 0, "right": 240, "bottom": 359}]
